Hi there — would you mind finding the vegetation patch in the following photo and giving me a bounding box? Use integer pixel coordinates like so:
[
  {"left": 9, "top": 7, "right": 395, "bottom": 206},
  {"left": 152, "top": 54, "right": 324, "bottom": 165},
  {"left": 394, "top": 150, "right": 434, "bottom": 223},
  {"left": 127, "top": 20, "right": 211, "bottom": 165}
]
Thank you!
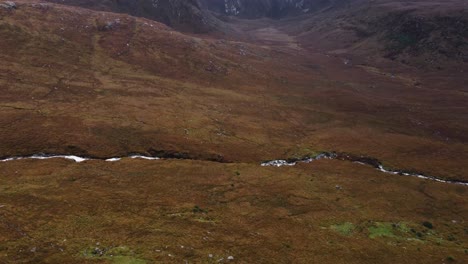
[
  {"left": 328, "top": 221, "right": 434, "bottom": 241},
  {"left": 422, "top": 221, "right": 433, "bottom": 229},
  {"left": 389, "top": 33, "right": 418, "bottom": 50},
  {"left": 112, "top": 256, "right": 147, "bottom": 264},
  {"left": 331, "top": 222, "right": 355, "bottom": 236},
  {"left": 368, "top": 222, "right": 401, "bottom": 239},
  {"left": 367, "top": 222, "right": 414, "bottom": 239},
  {"left": 82, "top": 245, "right": 146, "bottom": 264},
  {"left": 287, "top": 148, "right": 325, "bottom": 160},
  {"left": 194, "top": 217, "right": 218, "bottom": 223},
  {"left": 192, "top": 205, "right": 207, "bottom": 213},
  {"left": 446, "top": 256, "right": 456, "bottom": 263}
]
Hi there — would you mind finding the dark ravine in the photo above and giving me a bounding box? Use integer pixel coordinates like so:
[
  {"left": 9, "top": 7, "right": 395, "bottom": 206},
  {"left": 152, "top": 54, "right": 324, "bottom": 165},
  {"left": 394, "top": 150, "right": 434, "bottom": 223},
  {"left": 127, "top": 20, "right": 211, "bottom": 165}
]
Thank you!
[{"left": 261, "top": 152, "right": 468, "bottom": 186}]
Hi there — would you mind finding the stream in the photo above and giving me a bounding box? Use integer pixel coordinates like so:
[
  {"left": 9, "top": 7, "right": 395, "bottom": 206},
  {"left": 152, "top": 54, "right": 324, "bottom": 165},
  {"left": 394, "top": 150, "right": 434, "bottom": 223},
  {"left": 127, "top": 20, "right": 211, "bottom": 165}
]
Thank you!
[
  {"left": 261, "top": 152, "right": 468, "bottom": 186},
  {"left": 0, "top": 152, "right": 466, "bottom": 186},
  {"left": 0, "top": 154, "right": 160, "bottom": 163}
]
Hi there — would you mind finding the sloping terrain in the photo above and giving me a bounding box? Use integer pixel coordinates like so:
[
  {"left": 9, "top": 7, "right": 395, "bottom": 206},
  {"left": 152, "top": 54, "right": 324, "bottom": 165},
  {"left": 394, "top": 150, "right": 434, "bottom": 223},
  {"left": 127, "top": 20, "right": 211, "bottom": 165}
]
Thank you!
[
  {"left": 0, "top": 0, "right": 467, "bottom": 263},
  {"left": 279, "top": 0, "right": 468, "bottom": 70},
  {"left": 44, "top": 0, "right": 230, "bottom": 33},
  {"left": 206, "top": 0, "right": 345, "bottom": 18},
  {"left": 1, "top": 158, "right": 467, "bottom": 263},
  {"left": 41, "top": 0, "right": 468, "bottom": 69},
  {"left": 1, "top": 0, "right": 467, "bottom": 178}
]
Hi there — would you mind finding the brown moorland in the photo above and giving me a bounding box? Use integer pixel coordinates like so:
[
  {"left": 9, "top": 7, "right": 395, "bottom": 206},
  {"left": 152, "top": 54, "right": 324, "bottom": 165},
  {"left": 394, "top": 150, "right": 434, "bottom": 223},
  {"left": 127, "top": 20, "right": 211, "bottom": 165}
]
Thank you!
[
  {"left": 0, "top": 0, "right": 467, "bottom": 263},
  {"left": 0, "top": 158, "right": 467, "bottom": 263}
]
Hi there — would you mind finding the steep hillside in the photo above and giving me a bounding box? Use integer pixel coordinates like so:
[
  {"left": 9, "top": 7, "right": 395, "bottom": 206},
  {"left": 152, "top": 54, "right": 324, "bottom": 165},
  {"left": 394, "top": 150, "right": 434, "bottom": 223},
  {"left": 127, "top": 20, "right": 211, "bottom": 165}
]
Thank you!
[
  {"left": 44, "top": 0, "right": 228, "bottom": 33},
  {"left": 0, "top": 0, "right": 286, "bottom": 161},
  {"left": 45, "top": 0, "right": 468, "bottom": 69},
  {"left": 45, "top": 0, "right": 342, "bottom": 22},
  {"left": 281, "top": 0, "right": 468, "bottom": 68},
  {"left": 205, "top": 0, "right": 347, "bottom": 18}
]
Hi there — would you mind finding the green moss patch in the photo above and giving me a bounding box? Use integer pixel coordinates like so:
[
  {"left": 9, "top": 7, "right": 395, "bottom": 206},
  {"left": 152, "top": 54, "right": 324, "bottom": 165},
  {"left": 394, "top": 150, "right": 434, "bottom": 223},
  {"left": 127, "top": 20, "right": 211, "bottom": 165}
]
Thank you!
[
  {"left": 368, "top": 222, "right": 396, "bottom": 239},
  {"left": 367, "top": 222, "right": 415, "bottom": 239},
  {"left": 112, "top": 256, "right": 147, "bottom": 264},
  {"left": 331, "top": 222, "right": 355, "bottom": 236},
  {"left": 82, "top": 245, "right": 146, "bottom": 264}
]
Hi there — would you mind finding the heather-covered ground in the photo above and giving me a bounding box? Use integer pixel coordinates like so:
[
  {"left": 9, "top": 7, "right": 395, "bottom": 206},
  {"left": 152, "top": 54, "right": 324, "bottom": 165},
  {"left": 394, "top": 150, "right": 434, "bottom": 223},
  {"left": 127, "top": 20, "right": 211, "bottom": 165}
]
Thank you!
[{"left": 0, "top": 1, "right": 467, "bottom": 263}]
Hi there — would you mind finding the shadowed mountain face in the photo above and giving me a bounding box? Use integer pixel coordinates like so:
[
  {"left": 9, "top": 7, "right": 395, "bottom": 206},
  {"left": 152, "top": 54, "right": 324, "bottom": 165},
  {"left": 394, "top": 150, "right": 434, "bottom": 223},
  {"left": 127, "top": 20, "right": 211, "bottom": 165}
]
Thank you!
[
  {"left": 204, "top": 0, "right": 341, "bottom": 18},
  {"left": 282, "top": 0, "right": 468, "bottom": 67},
  {"left": 45, "top": 0, "right": 466, "bottom": 66},
  {"left": 44, "top": 0, "right": 223, "bottom": 33},
  {"left": 43, "top": 0, "right": 342, "bottom": 31}
]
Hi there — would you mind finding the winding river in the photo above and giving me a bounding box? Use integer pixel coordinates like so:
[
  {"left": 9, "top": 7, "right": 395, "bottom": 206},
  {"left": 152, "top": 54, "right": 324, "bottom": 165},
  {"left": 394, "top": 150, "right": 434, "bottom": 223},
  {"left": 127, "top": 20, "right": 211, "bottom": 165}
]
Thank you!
[{"left": 0, "top": 152, "right": 466, "bottom": 186}]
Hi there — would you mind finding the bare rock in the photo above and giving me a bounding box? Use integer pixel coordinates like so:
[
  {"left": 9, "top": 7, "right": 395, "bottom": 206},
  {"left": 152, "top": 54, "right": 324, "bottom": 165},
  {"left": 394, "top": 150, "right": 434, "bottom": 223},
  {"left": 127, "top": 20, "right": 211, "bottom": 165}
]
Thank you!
[{"left": 1, "top": 1, "right": 16, "bottom": 9}]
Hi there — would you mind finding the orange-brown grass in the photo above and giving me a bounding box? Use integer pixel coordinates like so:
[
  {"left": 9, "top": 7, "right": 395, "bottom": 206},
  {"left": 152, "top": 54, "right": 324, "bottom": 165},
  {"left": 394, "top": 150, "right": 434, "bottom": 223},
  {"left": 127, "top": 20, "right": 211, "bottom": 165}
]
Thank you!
[
  {"left": 0, "top": 1, "right": 467, "bottom": 263},
  {"left": 0, "top": 158, "right": 466, "bottom": 263},
  {"left": 1, "top": 1, "right": 467, "bottom": 181}
]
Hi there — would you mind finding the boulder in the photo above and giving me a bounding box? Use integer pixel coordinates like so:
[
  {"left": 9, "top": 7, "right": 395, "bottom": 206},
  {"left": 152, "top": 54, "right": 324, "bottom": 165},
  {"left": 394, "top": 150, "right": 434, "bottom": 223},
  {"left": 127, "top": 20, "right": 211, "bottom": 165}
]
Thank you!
[{"left": 1, "top": 1, "right": 16, "bottom": 9}]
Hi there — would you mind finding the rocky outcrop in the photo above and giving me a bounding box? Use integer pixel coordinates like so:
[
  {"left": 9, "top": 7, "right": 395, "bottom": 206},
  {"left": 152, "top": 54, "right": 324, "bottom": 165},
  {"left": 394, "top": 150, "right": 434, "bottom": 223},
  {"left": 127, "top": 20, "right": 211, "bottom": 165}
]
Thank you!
[{"left": 0, "top": 1, "right": 17, "bottom": 10}]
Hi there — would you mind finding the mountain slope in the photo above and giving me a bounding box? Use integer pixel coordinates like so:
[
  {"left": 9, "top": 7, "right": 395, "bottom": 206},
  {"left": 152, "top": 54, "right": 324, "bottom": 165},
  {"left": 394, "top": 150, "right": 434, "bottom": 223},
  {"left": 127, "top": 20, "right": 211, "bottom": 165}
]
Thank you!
[
  {"left": 206, "top": 0, "right": 343, "bottom": 18},
  {"left": 44, "top": 0, "right": 468, "bottom": 69},
  {"left": 1, "top": 0, "right": 468, "bottom": 180},
  {"left": 279, "top": 0, "right": 468, "bottom": 68},
  {"left": 44, "top": 0, "right": 229, "bottom": 33},
  {"left": 0, "top": 1, "right": 468, "bottom": 263}
]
